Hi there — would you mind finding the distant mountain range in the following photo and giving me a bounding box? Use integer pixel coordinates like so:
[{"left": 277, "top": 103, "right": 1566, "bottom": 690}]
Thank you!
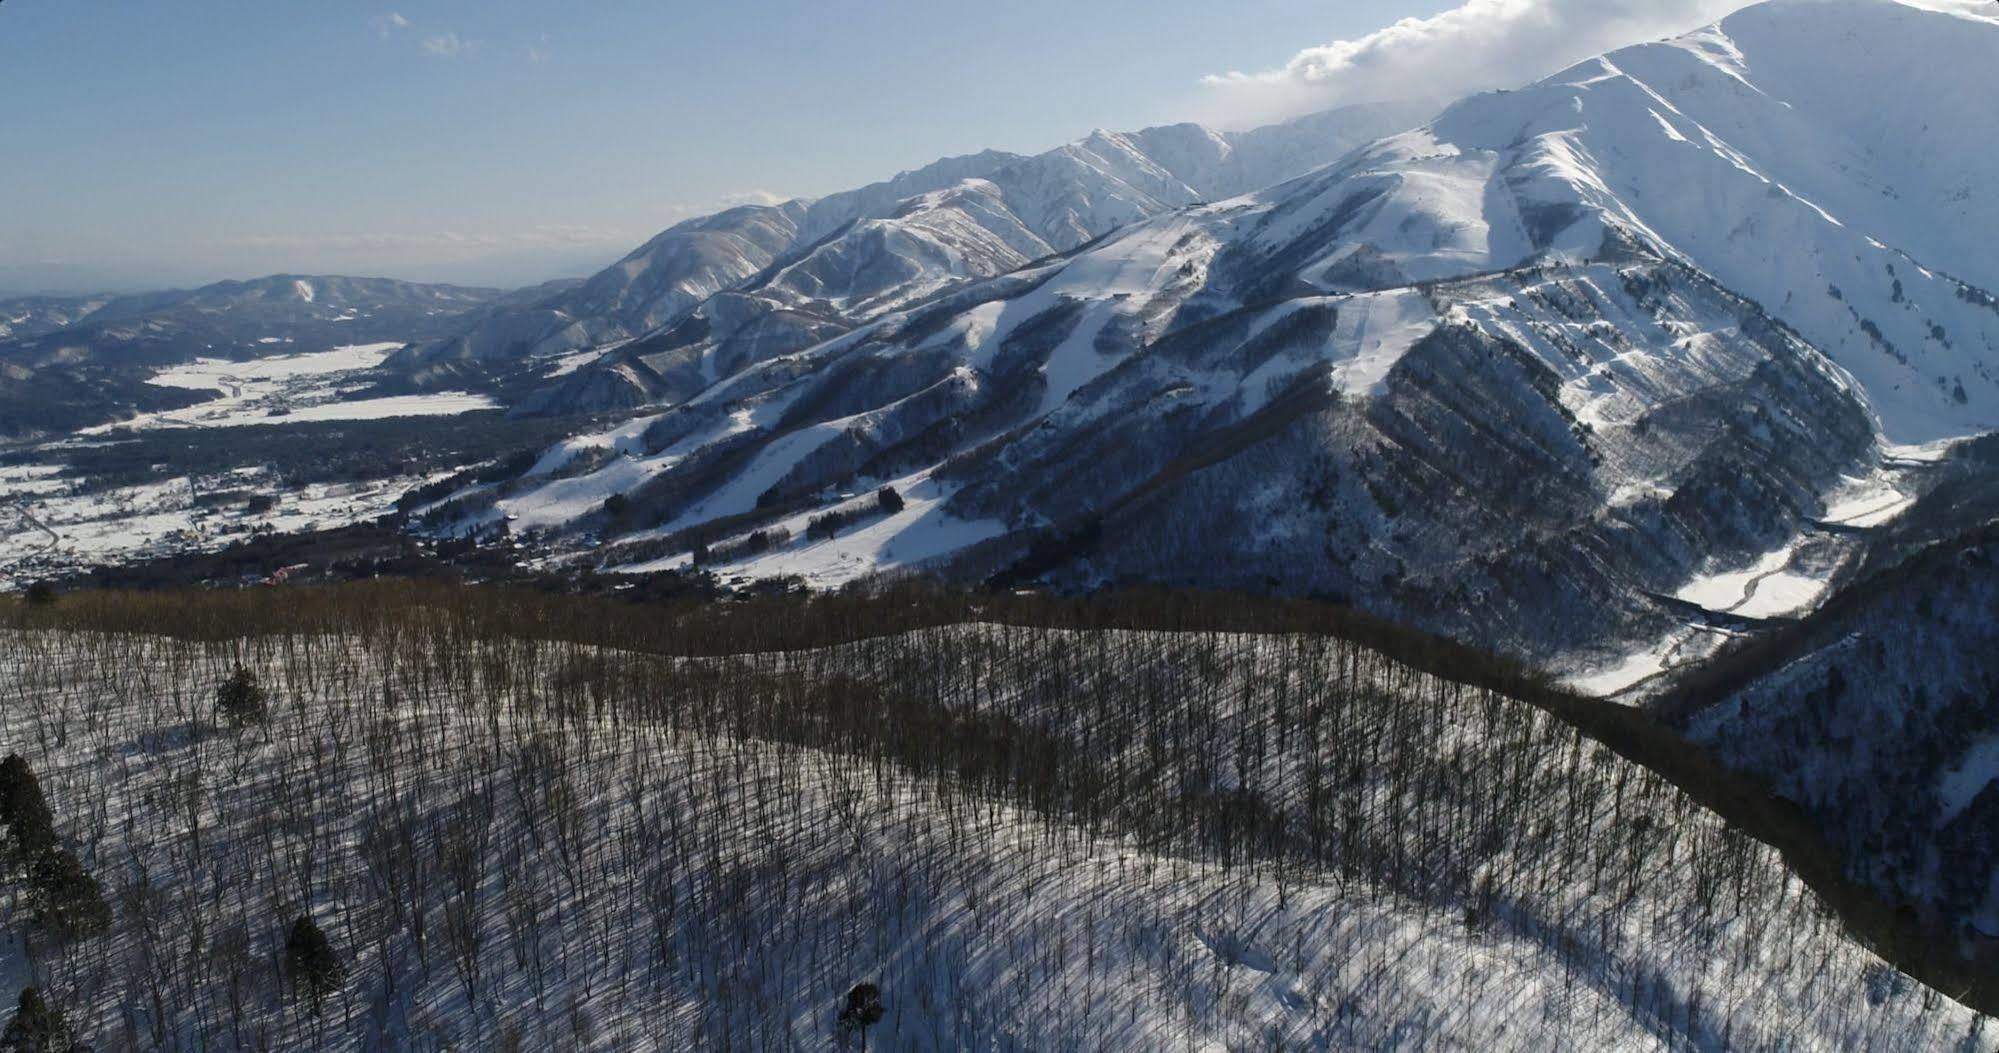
[
  {"left": 3, "top": 274, "right": 503, "bottom": 367},
  {"left": 375, "top": 102, "right": 1432, "bottom": 405},
  {"left": 416, "top": 0, "right": 1999, "bottom": 662},
  {"left": 17, "top": 0, "right": 1999, "bottom": 671},
  {"left": 0, "top": 275, "right": 505, "bottom": 437}
]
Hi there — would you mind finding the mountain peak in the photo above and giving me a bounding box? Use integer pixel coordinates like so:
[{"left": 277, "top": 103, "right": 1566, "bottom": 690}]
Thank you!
[{"left": 428, "top": 0, "right": 1999, "bottom": 658}]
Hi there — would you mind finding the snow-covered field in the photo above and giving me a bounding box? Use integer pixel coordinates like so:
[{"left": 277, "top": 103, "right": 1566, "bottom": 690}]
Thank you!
[
  {"left": 1564, "top": 625, "right": 1739, "bottom": 700},
  {"left": 0, "top": 611, "right": 1983, "bottom": 1049},
  {"left": 0, "top": 464, "right": 68, "bottom": 498},
  {"left": 1674, "top": 543, "right": 1831, "bottom": 621},
  {"left": 0, "top": 466, "right": 429, "bottom": 588},
  {"left": 82, "top": 343, "right": 496, "bottom": 433}
]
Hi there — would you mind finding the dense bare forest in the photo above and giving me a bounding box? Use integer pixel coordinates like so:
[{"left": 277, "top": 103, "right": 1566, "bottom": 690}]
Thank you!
[{"left": 0, "top": 585, "right": 1987, "bottom": 1049}]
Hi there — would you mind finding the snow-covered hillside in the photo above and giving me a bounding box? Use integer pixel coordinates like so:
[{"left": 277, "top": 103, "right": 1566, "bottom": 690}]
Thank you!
[
  {"left": 0, "top": 295, "right": 114, "bottom": 344},
  {"left": 384, "top": 104, "right": 1427, "bottom": 403},
  {"left": 1663, "top": 496, "right": 1999, "bottom": 952},
  {"left": 0, "top": 591, "right": 1986, "bottom": 1049},
  {"left": 430, "top": 0, "right": 1999, "bottom": 662}
]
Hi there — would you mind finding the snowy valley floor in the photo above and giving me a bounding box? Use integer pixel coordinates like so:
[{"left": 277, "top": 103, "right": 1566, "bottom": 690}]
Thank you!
[
  {"left": 1564, "top": 441, "right": 1962, "bottom": 702},
  {"left": 0, "top": 586, "right": 1989, "bottom": 1050}
]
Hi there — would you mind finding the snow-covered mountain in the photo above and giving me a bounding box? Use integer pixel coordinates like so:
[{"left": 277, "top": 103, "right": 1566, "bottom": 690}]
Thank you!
[
  {"left": 424, "top": 0, "right": 1999, "bottom": 662},
  {"left": 382, "top": 103, "right": 1429, "bottom": 401}
]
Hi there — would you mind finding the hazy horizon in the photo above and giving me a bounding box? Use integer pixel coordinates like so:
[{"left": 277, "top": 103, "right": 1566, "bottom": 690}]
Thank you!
[{"left": 1, "top": 0, "right": 1746, "bottom": 295}]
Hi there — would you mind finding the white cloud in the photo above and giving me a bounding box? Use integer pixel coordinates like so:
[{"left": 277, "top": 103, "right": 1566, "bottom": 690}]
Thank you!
[
  {"left": 420, "top": 32, "right": 476, "bottom": 59},
  {"left": 657, "top": 190, "right": 793, "bottom": 223},
  {"left": 1196, "top": 0, "right": 1751, "bottom": 127},
  {"left": 716, "top": 190, "right": 787, "bottom": 208},
  {"left": 370, "top": 15, "right": 476, "bottom": 61}
]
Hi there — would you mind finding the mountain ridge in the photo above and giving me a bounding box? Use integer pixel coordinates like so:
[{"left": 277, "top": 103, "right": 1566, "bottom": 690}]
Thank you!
[
  {"left": 416, "top": 0, "right": 1999, "bottom": 670},
  {"left": 380, "top": 102, "right": 1432, "bottom": 402}
]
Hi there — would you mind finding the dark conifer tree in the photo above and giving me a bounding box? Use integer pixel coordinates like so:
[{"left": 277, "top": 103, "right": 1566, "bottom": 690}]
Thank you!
[
  {"left": 285, "top": 916, "right": 344, "bottom": 1016},
  {"left": 0, "top": 755, "right": 55, "bottom": 861},
  {"left": 215, "top": 668, "right": 268, "bottom": 728},
  {"left": 30, "top": 849, "right": 109, "bottom": 940},
  {"left": 0, "top": 987, "right": 72, "bottom": 1053},
  {"left": 837, "top": 982, "right": 885, "bottom": 1051}
]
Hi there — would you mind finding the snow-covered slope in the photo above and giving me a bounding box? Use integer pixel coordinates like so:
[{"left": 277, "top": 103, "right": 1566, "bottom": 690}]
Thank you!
[
  {"left": 433, "top": 0, "right": 1997, "bottom": 662},
  {"left": 1668, "top": 516, "right": 1999, "bottom": 951},
  {"left": 1655, "top": 432, "right": 1999, "bottom": 952},
  {"left": 0, "top": 599, "right": 1987, "bottom": 1048},
  {"left": 0, "top": 294, "right": 114, "bottom": 343},
  {"left": 1415, "top": 0, "right": 1999, "bottom": 442},
  {"left": 385, "top": 103, "right": 1427, "bottom": 402}
]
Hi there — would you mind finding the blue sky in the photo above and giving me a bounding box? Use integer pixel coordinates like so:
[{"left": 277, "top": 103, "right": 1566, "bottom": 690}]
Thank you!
[{"left": 0, "top": 0, "right": 1733, "bottom": 292}]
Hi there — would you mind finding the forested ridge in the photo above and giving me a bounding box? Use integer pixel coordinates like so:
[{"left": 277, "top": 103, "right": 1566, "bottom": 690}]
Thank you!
[{"left": 0, "top": 584, "right": 1985, "bottom": 1048}]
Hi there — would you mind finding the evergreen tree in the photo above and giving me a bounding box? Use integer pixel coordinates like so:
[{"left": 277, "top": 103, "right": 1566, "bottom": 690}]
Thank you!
[
  {"left": 0, "top": 755, "right": 56, "bottom": 861},
  {"left": 837, "top": 982, "right": 885, "bottom": 1051},
  {"left": 285, "top": 916, "right": 344, "bottom": 1015},
  {"left": 215, "top": 668, "right": 268, "bottom": 728},
  {"left": 876, "top": 487, "right": 906, "bottom": 515},
  {"left": 30, "top": 849, "right": 109, "bottom": 940},
  {"left": 0, "top": 987, "right": 73, "bottom": 1053}
]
